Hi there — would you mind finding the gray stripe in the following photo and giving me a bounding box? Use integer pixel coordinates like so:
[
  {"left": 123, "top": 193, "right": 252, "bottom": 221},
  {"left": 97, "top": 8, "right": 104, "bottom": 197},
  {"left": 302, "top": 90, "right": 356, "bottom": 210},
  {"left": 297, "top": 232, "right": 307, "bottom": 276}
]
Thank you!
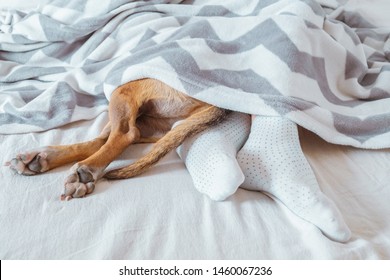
[
  {"left": 1, "top": 67, "right": 67, "bottom": 83},
  {"left": 333, "top": 113, "right": 390, "bottom": 144},
  {"left": 0, "top": 82, "right": 107, "bottom": 130},
  {"left": 335, "top": 11, "right": 376, "bottom": 29}
]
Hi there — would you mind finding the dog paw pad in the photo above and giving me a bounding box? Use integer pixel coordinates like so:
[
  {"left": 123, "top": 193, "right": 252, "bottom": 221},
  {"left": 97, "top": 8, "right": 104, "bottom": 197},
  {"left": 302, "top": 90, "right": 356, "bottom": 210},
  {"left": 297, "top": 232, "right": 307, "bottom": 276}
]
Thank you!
[
  {"left": 5, "top": 150, "right": 49, "bottom": 175},
  {"left": 61, "top": 165, "right": 97, "bottom": 201}
]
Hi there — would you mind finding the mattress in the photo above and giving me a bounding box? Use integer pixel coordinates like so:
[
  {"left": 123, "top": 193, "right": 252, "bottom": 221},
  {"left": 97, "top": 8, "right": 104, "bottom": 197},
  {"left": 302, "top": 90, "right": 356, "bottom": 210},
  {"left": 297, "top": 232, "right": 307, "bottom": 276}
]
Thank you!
[{"left": 1, "top": 0, "right": 390, "bottom": 260}]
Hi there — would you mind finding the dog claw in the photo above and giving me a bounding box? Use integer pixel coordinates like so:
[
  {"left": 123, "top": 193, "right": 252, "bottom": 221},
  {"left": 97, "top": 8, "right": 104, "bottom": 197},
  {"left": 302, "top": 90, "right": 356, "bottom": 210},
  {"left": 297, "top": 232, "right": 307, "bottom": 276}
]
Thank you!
[{"left": 60, "top": 195, "right": 73, "bottom": 201}]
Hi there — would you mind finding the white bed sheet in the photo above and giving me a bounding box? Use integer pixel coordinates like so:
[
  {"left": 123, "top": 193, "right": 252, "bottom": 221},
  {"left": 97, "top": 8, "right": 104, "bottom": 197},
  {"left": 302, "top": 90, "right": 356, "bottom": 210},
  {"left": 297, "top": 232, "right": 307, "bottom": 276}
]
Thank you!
[
  {"left": 1, "top": 112, "right": 389, "bottom": 259},
  {"left": 1, "top": 0, "right": 390, "bottom": 260}
]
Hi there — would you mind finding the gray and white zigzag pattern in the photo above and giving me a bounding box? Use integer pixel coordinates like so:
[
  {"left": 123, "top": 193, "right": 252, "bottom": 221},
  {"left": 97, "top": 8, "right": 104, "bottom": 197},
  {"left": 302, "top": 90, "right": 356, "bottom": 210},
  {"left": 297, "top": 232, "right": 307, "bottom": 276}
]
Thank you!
[{"left": 1, "top": 0, "right": 389, "bottom": 148}]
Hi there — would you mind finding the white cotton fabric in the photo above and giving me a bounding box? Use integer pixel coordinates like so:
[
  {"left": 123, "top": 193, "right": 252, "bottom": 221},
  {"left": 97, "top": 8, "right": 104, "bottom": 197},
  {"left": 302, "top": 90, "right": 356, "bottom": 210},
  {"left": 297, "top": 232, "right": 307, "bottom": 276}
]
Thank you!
[
  {"left": 1, "top": 112, "right": 390, "bottom": 259},
  {"left": 237, "top": 116, "right": 351, "bottom": 242},
  {"left": 176, "top": 112, "right": 250, "bottom": 201}
]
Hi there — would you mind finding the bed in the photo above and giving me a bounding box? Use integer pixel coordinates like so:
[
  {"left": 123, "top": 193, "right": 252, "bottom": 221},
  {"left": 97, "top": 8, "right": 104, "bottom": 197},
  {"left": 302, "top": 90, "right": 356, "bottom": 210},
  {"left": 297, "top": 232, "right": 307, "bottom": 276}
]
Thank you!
[{"left": 1, "top": 0, "right": 390, "bottom": 260}]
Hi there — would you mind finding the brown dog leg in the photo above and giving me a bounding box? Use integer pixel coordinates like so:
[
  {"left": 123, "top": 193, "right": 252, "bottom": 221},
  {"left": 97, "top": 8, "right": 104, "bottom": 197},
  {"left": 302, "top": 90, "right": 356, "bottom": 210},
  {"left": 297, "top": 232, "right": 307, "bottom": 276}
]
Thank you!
[
  {"left": 61, "top": 87, "right": 142, "bottom": 200},
  {"left": 104, "top": 105, "right": 228, "bottom": 179},
  {"left": 5, "top": 123, "right": 111, "bottom": 175}
]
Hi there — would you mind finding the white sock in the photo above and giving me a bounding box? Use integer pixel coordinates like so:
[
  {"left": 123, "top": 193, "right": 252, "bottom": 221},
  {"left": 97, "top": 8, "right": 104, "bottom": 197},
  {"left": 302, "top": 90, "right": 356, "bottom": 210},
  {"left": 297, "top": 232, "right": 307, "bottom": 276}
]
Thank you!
[
  {"left": 237, "top": 115, "right": 351, "bottom": 242},
  {"left": 176, "top": 112, "right": 251, "bottom": 201}
]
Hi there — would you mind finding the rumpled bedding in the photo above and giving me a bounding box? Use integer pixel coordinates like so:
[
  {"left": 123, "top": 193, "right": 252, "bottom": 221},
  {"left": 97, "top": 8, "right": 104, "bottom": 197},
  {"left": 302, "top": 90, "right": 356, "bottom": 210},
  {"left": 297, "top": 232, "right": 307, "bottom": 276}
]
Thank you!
[
  {"left": 1, "top": 112, "right": 390, "bottom": 259},
  {"left": 1, "top": 0, "right": 390, "bottom": 148},
  {"left": 1, "top": 0, "right": 390, "bottom": 260}
]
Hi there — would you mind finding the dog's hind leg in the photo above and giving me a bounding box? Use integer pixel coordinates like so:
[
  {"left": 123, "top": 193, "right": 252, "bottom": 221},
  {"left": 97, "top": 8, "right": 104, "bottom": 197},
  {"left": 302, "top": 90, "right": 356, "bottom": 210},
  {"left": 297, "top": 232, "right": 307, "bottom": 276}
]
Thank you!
[
  {"left": 61, "top": 86, "right": 142, "bottom": 200},
  {"left": 104, "top": 105, "right": 228, "bottom": 180},
  {"left": 5, "top": 123, "right": 111, "bottom": 175}
]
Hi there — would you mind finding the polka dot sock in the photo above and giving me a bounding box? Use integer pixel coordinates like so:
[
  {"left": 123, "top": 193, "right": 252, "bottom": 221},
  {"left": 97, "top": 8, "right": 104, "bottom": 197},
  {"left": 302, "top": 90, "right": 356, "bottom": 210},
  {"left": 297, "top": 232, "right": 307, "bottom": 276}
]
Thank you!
[
  {"left": 237, "top": 115, "right": 351, "bottom": 242},
  {"left": 176, "top": 112, "right": 251, "bottom": 201}
]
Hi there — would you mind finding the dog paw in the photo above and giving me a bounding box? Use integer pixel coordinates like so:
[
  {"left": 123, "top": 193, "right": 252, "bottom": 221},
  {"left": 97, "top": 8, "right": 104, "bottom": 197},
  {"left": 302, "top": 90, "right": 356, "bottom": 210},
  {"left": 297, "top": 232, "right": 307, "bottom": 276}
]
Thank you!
[
  {"left": 61, "top": 165, "right": 98, "bottom": 201},
  {"left": 5, "top": 150, "right": 50, "bottom": 175}
]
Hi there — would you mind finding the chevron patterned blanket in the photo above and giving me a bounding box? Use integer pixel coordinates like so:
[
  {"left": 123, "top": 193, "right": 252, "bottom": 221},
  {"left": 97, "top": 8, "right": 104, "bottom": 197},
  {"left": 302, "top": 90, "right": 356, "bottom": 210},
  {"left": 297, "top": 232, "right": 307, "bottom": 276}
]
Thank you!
[{"left": 1, "top": 0, "right": 389, "bottom": 148}]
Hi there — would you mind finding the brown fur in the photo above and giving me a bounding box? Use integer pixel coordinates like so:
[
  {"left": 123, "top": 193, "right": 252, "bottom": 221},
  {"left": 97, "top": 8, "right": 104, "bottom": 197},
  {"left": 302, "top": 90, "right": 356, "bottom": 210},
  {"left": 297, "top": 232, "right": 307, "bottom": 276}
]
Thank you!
[{"left": 6, "top": 78, "right": 229, "bottom": 200}]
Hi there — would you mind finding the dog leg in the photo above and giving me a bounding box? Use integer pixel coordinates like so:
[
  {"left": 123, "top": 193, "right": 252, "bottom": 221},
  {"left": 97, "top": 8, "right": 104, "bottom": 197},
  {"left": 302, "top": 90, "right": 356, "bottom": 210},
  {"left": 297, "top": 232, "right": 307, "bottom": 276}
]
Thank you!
[
  {"left": 62, "top": 88, "right": 141, "bottom": 200},
  {"left": 104, "top": 105, "right": 228, "bottom": 179},
  {"left": 5, "top": 123, "right": 111, "bottom": 175}
]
